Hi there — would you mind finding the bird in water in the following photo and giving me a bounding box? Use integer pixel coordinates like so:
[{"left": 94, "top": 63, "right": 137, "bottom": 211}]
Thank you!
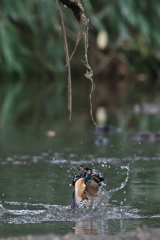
[{"left": 71, "top": 165, "right": 106, "bottom": 208}]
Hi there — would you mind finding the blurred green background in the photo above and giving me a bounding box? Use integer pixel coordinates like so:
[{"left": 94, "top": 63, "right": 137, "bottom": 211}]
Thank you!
[{"left": 1, "top": 0, "right": 160, "bottom": 130}]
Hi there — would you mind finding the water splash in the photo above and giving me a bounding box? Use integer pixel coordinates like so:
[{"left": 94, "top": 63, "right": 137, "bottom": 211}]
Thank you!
[
  {"left": 108, "top": 165, "right": 130, "bottom": 196},
  {"left": 0, "top": 166, "right": 138, "bottom": 225},
  {"left": 0, "top": 200, "right": 140, "bottom": 224},
  {"left": 1, "top": 163, "right": 157, "bottom": 230}
]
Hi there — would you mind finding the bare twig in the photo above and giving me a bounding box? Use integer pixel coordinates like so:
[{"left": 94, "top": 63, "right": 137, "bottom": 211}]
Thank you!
[
  {"left": 56, "top": 0, "right": 97, "bottom": 125},
  {"left": 69, "top": 30, "right": 82, "bottom": 61},
  {"left": 56, "top": 0, "right": 72, "bottom": 120}
]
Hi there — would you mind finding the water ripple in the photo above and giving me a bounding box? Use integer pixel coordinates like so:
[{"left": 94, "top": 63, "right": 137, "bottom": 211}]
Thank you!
[
  {"left": 0, "top": 167, "right": 140, "bottom": 225},
  {"left": 1, "top": 154, "right": 160, "bottom": 166},
  {"left": 0, "top": 200, "right": 142, "bottom": 224}
]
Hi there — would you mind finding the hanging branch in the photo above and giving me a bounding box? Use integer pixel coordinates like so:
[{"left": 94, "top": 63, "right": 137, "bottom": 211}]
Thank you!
[
  {"left": 56, "top": 0, "right": 97, "bottom": 125},
  {"left": 56, "top": 0, "right": 72, "bottom": 120}
]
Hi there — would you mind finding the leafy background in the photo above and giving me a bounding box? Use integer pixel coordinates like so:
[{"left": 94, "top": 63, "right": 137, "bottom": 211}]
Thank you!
[{"left": 0, "top": 0, "right": 160, "bottom": 130}]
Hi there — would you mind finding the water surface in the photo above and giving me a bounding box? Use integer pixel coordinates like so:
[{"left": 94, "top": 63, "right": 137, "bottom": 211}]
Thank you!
[{"left": 0, "top": 125, "right": 160, "bottom": 237}]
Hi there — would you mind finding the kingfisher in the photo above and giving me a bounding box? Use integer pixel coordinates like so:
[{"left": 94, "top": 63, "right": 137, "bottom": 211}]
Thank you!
[{"left": 71, "top": 165, "right": 106, "bottom": 208}]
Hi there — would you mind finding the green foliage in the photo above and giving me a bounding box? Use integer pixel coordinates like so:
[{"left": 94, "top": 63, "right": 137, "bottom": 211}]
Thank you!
[
  {"left": 0, "top": 0, "right": 68, "bottom": 127},
  {"left": 0, "top": 0, "right": 160, "bottom": 128},
  {"left": 85, "top": 0, "right": 160, "bottom": 55}
]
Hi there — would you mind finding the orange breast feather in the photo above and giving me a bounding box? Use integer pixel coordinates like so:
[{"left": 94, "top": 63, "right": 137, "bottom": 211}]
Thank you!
[{"left": 74, "top": 178, "right": 86, "bottom": 203}]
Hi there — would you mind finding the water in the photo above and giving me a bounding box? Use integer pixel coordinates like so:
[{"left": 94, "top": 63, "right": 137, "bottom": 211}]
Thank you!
[{"left": 0, "top": 124, "right": 160, "bottom": 237}]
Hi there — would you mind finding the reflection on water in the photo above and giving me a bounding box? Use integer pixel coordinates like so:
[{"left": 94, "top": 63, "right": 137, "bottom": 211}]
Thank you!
[{"left": 0, "top": 125, "right": 160, "bottom": 237}]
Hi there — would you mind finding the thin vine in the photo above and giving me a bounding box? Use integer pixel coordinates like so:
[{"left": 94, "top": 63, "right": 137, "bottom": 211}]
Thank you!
[{"left": 56, "top": 0, "right": 97, "bottom": 125}]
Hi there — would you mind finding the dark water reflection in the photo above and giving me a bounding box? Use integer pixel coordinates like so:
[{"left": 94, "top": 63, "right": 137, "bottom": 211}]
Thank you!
[{"left": 0, "top": 123, "right": 160, "bottom": 237}]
